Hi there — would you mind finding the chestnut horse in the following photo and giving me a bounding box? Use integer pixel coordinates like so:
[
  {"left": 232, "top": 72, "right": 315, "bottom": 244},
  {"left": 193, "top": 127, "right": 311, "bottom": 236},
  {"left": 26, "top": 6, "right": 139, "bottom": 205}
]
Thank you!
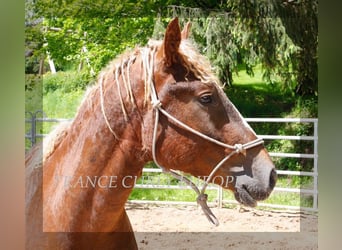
[{"left": 26, "top": 18, "right": 277, "bottom": 249}]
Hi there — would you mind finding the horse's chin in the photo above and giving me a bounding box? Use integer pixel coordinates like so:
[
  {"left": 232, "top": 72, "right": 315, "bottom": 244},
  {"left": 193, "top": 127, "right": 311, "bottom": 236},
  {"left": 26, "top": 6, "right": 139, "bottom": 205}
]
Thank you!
[
  {"left": 232, "top": 174, "right": 273, "bottom": 207},
  {"left": 233, "top": 186, "right": 258, "bottom": 207}
]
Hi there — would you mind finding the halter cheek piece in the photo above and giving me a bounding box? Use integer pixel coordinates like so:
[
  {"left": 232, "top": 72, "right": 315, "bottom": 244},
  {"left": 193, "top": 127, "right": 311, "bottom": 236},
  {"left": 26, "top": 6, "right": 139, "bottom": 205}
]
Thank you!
[{"left": 150, "top": 82, "right": 264, "bottom": 226}]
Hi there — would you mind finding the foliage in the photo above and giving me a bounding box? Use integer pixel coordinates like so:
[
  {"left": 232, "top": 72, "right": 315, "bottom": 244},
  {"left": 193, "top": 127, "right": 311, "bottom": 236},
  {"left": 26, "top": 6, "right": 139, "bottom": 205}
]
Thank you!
[
  {"left": 41, "top": 70, "right": 93, "bottom": 117},
  {"left": 43, "top": 88, "right": 85, "bottom": 118},
  {"left": 25, "top": 71, "right": 92, "bottom": 119},
  {"left": 25, "top": 0, "right": 317, "bottom": 97},
  {"left": 25, "top": 0, "right": 45, "bottom": 74},
  {"left": 31, "top": 17, "right": 155, "bottom": 73},
  {"left": 227, "top": 65, "right": 294, "bottom": 117},
  {"left": 25, "top": 74, "right": 43, "bottom": 113},
  {"left": 42, "top": 70, "right": 94, "bottom": 94},
  {"left": 266, "top": 97, "right": 317, "bottom": 172},
  {"left": 25, "top": 0, "right": 156, "bottom": 74},
  {"left": 168, "top": 1, "right": 317, "bottom": 96},
  {"left": 273, "top": 0, "right": 318, "bottom": 96}
]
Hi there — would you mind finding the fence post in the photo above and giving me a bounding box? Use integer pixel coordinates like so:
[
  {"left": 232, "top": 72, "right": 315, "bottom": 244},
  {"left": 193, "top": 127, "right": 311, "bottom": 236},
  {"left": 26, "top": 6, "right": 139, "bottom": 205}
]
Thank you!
[
  {"left": 26, "top": 110, "right": 45, "bottom": 147},
  {"left": 218, "top": 186, "right": 223, "bottom": 208},
  {"left": 25, "top": 111, "right": 34, "bottom": 147},
  {"left": 313, "top": 119, "right": 318, "bottom": 210}
]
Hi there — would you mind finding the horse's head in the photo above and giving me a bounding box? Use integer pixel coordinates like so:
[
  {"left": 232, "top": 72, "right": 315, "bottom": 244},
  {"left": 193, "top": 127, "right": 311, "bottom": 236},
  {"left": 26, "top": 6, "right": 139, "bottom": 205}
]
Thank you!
[{"left": 145, "top": 18, "right": 276, "bottom": 207}]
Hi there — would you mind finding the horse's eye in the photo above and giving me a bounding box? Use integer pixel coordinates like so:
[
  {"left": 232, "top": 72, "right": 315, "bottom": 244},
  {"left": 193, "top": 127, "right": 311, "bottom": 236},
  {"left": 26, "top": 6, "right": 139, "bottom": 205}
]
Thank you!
[{"left": 199, "top": 94, "right": 213, "bottom": 104}]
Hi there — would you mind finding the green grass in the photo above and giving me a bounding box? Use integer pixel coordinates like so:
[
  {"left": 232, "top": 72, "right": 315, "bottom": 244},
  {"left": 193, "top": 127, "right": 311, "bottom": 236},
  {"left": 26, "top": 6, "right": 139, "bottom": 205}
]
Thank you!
[
  {"left": 43, "top": 89, "right": 85, "bottom": 118},
  {"left": 129, "top": 189, "right": 219, "bottom": 202},
  {"left": 233, "top": 64, "right": 266, "bottom": 85},
  {"left": 222, "top": 191, "right": 313, "bottom": 209},
  {"left": 227, "top": 67, "right": 295, "bottom": 118}
]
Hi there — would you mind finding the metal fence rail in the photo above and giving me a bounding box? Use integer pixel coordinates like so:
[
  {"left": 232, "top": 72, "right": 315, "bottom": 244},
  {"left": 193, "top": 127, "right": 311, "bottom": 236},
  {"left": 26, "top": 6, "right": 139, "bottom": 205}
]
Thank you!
[
  {"left": 25, "top": 111, "right": 72, "bottom": 147},
  {"left": 245, "top": 118, "right": 318, "bottom": 211},
  {"left": 25, "top": 114, "right": 318, "bottom": 211}
]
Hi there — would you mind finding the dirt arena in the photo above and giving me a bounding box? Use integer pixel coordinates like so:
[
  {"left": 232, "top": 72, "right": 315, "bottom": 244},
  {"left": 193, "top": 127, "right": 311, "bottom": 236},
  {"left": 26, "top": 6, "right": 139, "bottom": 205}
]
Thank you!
[{"left": 126, "top": 203, "right": 318, "bottom": 249}]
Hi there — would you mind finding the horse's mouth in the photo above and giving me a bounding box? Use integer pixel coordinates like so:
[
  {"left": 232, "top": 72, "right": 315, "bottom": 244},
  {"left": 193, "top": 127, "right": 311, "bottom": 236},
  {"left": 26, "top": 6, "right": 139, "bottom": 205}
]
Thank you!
[
  {"left": 233, "top": 183, "right": 272, "bottom": 207},
  {"left": 231, "top": 167, "right": 276, "bottom": 207},
  {"left": 234, "top": 185, "right": 258, "bottom": 207}
]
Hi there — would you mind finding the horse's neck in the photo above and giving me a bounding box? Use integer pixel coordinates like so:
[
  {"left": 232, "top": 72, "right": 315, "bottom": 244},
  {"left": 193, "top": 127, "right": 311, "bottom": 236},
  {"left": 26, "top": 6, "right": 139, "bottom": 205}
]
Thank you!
[{"left": 42, "top": 91, "right": 146, "bottom": 232}]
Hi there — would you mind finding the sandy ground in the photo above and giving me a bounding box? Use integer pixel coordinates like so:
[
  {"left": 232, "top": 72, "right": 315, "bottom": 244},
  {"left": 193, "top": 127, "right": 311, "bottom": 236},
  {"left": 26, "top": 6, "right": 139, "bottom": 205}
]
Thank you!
[{"left": 126, "top": 203, "right": 317, "bottom": 249}]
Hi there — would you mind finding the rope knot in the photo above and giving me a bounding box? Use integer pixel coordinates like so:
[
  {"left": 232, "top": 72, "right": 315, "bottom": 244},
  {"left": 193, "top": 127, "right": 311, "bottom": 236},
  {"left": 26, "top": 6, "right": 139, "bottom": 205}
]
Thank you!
[
  {"left": 196, "top": 193, "right": 219, "bottom": 226},
  {"left": 234, "top": 143, "right": 245, "bottom": 154},
  {"left": 151, "top": 100, "right": 162, "bottom": 109}
]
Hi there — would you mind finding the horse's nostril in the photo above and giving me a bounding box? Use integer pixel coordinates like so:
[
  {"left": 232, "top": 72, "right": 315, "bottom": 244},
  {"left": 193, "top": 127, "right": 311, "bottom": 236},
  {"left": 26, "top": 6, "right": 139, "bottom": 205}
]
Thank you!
[{"left": 269, "top": 168, "right": 277, "bottom": 190}]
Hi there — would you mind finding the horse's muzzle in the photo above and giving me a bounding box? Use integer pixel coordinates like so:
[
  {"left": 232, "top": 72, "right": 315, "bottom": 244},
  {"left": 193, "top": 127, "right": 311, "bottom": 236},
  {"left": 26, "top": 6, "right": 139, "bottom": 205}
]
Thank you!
[{"left": 234, "top": 167, "right": 277, "bottom": 207}]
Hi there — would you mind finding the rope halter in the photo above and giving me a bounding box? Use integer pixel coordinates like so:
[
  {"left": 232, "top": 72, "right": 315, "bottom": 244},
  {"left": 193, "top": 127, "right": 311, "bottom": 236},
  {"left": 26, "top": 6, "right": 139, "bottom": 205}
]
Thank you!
[
  {"left": 98, "top": 46, "right": 263, "bottom": 226},
  {"left": 149, "top": 81, "right": 264, "bottom": 226}
]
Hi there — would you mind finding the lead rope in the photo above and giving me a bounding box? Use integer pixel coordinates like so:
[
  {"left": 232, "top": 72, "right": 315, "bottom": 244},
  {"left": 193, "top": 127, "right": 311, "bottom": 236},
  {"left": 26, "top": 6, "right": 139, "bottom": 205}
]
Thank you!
[{"left": 149, "top": 81, "right": 264, "bottom": 226}]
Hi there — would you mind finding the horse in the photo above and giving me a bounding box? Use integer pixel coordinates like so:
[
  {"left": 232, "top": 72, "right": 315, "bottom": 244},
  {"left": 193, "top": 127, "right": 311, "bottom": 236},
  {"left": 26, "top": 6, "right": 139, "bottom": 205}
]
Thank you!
[{"left": 26, "top": 17, "right": 277, "bottom": 249}]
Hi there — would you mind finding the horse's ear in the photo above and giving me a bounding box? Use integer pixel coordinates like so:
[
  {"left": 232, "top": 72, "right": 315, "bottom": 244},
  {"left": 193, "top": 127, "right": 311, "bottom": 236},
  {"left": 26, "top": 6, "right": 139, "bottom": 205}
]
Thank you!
[
  {"left": 162, "top": 17, "right": 181, "bottom": 67},
  {"left": 181, "top": 21, "right": 191, "bottom": 39}
]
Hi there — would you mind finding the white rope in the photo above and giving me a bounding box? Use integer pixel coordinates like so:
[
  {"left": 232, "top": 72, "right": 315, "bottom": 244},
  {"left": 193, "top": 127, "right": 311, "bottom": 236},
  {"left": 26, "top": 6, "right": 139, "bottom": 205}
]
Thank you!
[
  {"left": 115, "top": 66, "right": 129, "bottom": 121},
  {"left": 126, "top": 56, "right": 135, "bottom": 104},
  {"left": 99, "top": 75, "right": 119, "bottom": 138},
  {"left": 159, "top": 108, "right": 264, "bottom": 150}
]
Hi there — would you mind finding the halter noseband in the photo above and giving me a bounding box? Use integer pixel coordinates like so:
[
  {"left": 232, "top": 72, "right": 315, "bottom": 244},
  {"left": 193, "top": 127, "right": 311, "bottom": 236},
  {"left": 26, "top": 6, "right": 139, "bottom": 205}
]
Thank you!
[{"left": 150, "top": 81, "right": 264, "bottom": 226}]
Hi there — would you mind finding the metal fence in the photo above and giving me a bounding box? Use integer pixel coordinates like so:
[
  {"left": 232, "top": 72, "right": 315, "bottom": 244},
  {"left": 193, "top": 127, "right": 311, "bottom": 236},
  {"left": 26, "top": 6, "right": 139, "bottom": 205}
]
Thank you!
[
  {"left": 25, "top": 113, "right": 318, "bottom": 211},
  {"left": 25, "top": 111, "right": 71, "bottom": 147}
]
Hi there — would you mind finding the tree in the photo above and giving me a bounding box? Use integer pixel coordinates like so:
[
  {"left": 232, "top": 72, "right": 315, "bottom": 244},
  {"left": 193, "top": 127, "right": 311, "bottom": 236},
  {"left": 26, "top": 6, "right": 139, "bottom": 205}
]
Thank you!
[
  {"left": 25, "top": 0, "right": 158, "bottom": 74},
  {"left": 273, "top": 0, "right": 318, "bottom": 96},
  {"left": 166, "top": 0, "right": 317, "bottom": 96},
  {"left": 25, "top": 0, "right": 318, "bottom": 96}
]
